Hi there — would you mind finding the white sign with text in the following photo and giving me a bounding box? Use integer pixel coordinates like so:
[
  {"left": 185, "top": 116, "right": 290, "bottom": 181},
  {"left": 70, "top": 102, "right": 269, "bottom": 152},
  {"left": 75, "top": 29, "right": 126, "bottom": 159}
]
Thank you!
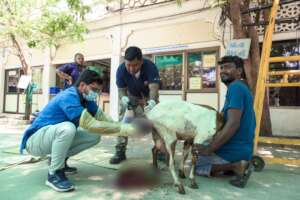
[{"left": 225, "top": 39, "right": 251, "bottom": 59}]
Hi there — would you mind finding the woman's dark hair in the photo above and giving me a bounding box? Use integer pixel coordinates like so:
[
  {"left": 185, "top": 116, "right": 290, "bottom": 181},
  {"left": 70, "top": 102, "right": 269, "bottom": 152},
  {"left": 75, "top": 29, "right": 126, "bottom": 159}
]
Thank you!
[
  {"left": 125, "top": 46, "right": 142, "bottom": 61},
  {"left": 75, "top": 69, "right": 103, "bottom": 86}
]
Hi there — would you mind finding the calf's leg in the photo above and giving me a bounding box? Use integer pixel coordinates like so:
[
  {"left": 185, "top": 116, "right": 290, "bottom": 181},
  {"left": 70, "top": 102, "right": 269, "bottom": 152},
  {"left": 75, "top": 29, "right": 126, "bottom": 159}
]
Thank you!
[
  {"left": 179, "top": 141, "right": 191, "bottom": 179},
  {"left": 189, "top": 153, "right": 199, "bottom": 189},
  {"left": 166, "top": 141, "right": 185, "bottom": 194},
  {"left": 152, "top": 146, "right": 159, "bottom": 168}
]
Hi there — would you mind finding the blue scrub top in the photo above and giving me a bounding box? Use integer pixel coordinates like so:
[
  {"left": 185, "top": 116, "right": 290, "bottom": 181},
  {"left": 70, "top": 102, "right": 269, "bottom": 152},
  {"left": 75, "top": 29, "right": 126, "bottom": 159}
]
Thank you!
[
  {"left": 20, "top": 86, "right": 98, "bottom": 153},
  {"left": 116, "top": 59, "right": 160, "bottom": 98},
  {"left": 216, "top": 80, "right": 256, "bottom": 162},
  {"left": 58, "top": 63, "right": 84, "bottom": 89}
]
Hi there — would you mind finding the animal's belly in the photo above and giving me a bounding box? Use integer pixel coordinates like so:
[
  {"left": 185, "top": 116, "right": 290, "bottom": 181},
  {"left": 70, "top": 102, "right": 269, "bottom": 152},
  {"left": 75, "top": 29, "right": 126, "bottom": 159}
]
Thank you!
[{"left": 176, "top": 131, "right": 196, "bottom": 141}]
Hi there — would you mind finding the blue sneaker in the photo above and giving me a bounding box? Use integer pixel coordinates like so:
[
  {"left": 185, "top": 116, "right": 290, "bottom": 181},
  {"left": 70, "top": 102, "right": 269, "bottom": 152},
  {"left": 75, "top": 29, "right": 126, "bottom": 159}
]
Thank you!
[{"left": 45, "top": 169, "right": 75, "bottom": 192}]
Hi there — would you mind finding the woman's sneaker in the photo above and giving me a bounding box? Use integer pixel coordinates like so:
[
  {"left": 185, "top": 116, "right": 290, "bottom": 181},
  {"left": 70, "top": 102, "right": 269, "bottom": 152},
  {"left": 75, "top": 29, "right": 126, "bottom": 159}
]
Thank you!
[{"left": 45, "top": 169, "right": 75, "bottom": 192}]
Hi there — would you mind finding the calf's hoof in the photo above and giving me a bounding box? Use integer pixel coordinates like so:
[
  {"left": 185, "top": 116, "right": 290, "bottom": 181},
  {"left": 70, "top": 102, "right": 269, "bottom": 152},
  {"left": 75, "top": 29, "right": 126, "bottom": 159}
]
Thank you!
[
  {"left": 152, "top": 163, "right": 158, "bottom": 169},
  {"left": 190, "top": 179, "right": 199, "bottom": 189},
  {"left": 178, "top": 170, "right": 186, "bottom": 179},
  {"left": 176, "top": 184, "right": 186, "bottom": 194}
]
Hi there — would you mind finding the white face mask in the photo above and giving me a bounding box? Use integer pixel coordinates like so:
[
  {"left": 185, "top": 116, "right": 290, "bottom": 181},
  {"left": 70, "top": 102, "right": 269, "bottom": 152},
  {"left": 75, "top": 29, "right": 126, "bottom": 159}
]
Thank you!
[
  {"left": 83, "top": 90, "right": 98, "bottom": 101},
  {"left": 134, "top": 71, "right": 141, "bottom": 78}
]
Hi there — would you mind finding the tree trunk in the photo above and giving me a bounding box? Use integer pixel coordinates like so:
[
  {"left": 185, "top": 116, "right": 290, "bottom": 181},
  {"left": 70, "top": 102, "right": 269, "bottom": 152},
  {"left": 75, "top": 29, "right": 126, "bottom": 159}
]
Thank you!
[
  {"left": 10, "top": 34, "right": 29, "bottom": 74},
  {"left": 10, "top": 34, "right": 31, "bottom": 120},
  {"left": 229, "top": 0, "right": 272, "bottom": 135}
]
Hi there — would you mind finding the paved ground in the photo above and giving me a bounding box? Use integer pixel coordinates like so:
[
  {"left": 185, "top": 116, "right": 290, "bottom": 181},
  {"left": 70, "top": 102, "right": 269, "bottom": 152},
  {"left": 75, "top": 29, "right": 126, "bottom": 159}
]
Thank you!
[{"left": 1, "top": 127, "right": 300, "bottom": 200}]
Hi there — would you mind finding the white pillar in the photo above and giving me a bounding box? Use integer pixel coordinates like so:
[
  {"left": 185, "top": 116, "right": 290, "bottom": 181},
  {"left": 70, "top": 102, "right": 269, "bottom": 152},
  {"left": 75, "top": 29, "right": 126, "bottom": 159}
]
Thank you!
[
  {"left": 42, "top": 48, "right": 51, "bottom": 108},
  {"left": 219, "top": 44, "right": 227, "bottom": 111},
  {"left": 0, "top": 48, "right": 6, "bottom": 113},
  {"left": 41, "top": 48, "right": 57, "bottom": 109},
  {"left": 109, "top": 27, "right": 122, "bottom": 121}
]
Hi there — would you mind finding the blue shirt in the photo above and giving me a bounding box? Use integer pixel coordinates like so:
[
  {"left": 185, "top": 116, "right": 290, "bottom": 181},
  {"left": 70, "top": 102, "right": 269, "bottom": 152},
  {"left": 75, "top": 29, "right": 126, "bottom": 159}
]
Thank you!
[
  {"left": 58, "top": 63, "right": 84, "bottom": 89},
  {"left": 20, "top": 86, "right": 98, "bottom": 153},
  {"left": 116, "top": 59, "right": 160, "bottom": 98},
  {"left": 216, "top": 80, "right": 256, "bottom": 162}
]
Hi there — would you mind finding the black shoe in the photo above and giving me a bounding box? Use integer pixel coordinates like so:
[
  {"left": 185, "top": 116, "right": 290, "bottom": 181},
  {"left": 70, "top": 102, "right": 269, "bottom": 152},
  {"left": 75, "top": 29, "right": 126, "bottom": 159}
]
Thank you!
[
  {"left": 157, "top": 152, "right": 166, "bottom": 162},
  {"left": 48, "top": 157, "right": 77, "bottom": 175},
  {"left": 109, "top": 151, "right": 127, "bottom": 164},
  {"left": 64, "top": 163, "right": 77, "bottom": 175}
]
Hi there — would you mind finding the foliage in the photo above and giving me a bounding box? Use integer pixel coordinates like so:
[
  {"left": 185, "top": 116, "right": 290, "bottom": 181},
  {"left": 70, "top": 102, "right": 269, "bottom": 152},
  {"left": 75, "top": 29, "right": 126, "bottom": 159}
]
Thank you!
[{"left": 0, "top": 0, "right": 91, "bottom": 49}]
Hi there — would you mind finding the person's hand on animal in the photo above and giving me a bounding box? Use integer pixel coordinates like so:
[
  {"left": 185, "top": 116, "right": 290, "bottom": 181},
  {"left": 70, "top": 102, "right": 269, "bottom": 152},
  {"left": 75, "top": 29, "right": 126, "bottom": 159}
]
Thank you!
[
  {"left": 121, "top": 96, "right": 130, "bottom": 107},
  {"left": 192, "top": 144, "right": 213, "bottom": 156}
]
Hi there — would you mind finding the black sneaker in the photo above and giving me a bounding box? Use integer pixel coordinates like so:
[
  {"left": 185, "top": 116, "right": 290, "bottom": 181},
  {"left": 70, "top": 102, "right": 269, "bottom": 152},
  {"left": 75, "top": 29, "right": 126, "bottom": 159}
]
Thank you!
[
  {"left": 109, "top": 151, "right": 127, "bottom": 164},
  {"left": 64, "top": 163, "right": 78, "bottom": 175},
  {"left": 157, "top": 152, "right": 166, "bottom": 162},
  {"left": 45, "top": 169, "right": 75, "bottom": 192},
  {"left": 48, "top": 157, "right": 77, "bottom": 175}
]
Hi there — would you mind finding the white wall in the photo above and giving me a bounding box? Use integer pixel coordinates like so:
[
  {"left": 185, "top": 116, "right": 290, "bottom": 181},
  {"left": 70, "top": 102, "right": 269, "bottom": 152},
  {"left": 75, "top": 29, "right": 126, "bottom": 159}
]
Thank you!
[
  {"left": 160, "top": 94, "right": 183, "bottom": 102},
  {"left": 4, "top": 94, "right": 18, "bottom": 112},
  {"left": 270, "top": 108, "right": 300, "bottom": 137}
]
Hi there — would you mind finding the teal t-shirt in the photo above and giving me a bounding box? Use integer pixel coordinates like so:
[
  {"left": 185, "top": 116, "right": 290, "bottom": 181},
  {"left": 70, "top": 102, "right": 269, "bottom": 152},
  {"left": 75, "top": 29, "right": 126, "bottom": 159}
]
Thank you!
[{"left": 216, "top": 80, "right": 256, "bottom": 162}]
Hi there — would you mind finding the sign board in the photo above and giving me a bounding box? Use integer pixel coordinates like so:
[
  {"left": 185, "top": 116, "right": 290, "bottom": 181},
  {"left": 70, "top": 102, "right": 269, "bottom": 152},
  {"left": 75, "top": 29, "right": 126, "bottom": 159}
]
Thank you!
[
  {"left": 203, "top": 54, "right": 216, "bottom": 68},
  {"left": 17, "top": 75, "right": 31, "bottom": 89},
  {"left": 8, "top": 70, "right": 17, "bottom": 76},
  {"left": 189, "top": 77, "right": 202, "bottom": 90},
  {"left": 225, "top": 39, "right": 251, "bottom": 59}
]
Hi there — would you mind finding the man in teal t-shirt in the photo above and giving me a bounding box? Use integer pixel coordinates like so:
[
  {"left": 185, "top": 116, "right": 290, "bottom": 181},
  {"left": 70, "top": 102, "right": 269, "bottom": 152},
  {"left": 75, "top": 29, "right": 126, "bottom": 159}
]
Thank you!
[{"left": 193, "top": 56, "right": 256, "bottom": 188}]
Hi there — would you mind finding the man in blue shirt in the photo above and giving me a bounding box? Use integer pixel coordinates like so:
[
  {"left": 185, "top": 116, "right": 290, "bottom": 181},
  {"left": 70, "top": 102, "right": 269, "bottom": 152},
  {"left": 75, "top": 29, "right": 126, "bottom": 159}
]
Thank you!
[
  {"left": 57, "top": 53, "right": 86, "bottom": 89},
  {"left": 20, "top": 69, "right": 141, "bottom": 192},
  {"left": 110, "top": 46, "right": 160, "bottom": 164},
  {"left": 192, "top": 56, "right": 256, "bottom": 188}
]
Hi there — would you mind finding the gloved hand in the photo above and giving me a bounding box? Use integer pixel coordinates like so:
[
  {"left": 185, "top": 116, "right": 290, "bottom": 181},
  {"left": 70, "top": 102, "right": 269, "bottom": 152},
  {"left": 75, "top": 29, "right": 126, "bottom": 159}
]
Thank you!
[
  {"left": 121, "top": 96, "right": 130, "bottom": 107},
  {"left": 144, "top": 100, "right": 156, "bottom": 113},
  {"left": 131, "top": 118, "right": 153, "bottom": 134},
  {"left": 120, "top": 123, "right": 138, "bottom": 136}
]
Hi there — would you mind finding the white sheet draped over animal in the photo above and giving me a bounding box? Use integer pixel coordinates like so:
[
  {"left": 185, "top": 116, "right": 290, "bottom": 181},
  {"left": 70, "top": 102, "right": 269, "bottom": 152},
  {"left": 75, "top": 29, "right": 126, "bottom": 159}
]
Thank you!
[{"left": 146, "top": 100, "right": 217, "bottom": 145}]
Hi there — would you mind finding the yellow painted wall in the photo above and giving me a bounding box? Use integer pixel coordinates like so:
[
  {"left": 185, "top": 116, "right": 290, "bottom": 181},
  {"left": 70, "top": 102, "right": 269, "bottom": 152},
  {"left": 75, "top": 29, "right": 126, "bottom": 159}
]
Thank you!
[
  {"left": 52, "top": 36, "right": 112, "bottom": 64},
  {"left": 127, "top": 20, "right": 215, "bottom": 49}
]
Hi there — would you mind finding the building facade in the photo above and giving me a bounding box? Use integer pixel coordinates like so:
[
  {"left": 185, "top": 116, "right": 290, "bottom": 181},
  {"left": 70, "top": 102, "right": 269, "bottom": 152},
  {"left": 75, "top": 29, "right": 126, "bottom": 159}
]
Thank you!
[{"left": 0, "top": 0, "right": 299, "bottom": 136}]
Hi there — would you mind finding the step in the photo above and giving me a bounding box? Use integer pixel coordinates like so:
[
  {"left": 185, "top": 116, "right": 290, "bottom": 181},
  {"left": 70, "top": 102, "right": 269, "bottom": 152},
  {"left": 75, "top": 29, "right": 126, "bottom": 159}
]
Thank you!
[{"left": 0, "top": 114, "right": 31, "bottom": 126}]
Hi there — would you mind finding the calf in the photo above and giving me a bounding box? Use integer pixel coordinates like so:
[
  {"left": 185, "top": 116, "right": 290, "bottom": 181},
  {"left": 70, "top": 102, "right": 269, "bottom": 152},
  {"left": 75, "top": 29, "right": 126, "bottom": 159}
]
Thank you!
[{"left": 145, "top": 100, "right": 224, "bottom": 194}]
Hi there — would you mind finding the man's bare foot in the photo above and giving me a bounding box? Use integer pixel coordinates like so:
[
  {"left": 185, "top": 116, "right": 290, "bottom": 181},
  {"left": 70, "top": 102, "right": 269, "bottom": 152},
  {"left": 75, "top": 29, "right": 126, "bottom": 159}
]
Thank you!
[
  {"left": 232, "top": 160, "right": 249, "bottom": 176},
  {"left": 230, "top": 160, "right": 253, "bottom": 188}
]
